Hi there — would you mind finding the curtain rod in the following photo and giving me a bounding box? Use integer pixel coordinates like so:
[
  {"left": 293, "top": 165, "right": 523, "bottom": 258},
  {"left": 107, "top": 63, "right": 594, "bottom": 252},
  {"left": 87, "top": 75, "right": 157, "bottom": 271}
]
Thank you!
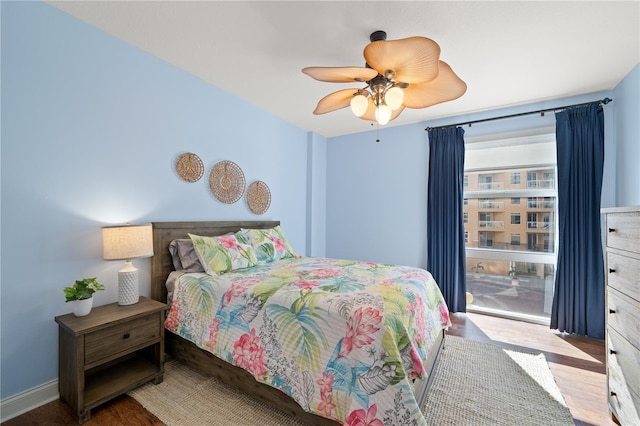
[{"left": 425, "top": 97, "right": 612, "bottom": 131}]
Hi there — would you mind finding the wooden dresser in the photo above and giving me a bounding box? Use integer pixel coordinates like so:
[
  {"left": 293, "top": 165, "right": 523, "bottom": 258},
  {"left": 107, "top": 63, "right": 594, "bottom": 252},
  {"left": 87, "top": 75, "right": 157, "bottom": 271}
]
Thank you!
[{"left": 602, "top": 206, "right": 640, "bottom": 425}]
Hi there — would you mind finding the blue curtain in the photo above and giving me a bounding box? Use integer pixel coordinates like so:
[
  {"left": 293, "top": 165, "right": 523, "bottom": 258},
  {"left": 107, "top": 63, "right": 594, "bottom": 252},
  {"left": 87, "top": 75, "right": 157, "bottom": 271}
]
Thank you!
[
  {"left": 551, "top": 104, "right": 605, "bottom": 338},
  {"left": 427, "top": 127, "right": 466, "bottom": 312}
]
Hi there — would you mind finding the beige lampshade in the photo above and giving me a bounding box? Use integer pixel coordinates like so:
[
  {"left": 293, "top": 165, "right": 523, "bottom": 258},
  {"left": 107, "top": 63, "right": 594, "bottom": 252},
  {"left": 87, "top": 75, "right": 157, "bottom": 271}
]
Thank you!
[{"left": 102, "top": 224, "right": 154, "bottom": 260}]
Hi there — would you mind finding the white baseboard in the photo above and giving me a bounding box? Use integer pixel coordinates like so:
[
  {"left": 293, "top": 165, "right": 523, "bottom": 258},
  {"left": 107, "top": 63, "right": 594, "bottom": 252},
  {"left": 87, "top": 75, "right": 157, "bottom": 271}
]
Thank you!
[{"left": 0, "top": 380, "right": 59, "bottom": 422}]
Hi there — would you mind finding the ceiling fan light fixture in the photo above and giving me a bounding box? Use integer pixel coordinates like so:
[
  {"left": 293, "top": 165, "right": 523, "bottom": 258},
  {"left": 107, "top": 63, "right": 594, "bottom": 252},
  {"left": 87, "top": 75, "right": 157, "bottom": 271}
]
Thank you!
[
  {"left": 303, "top": 30, "right": 466, "bottom": 125},
  {"left": 350, "top": 93, "right": 369, "bottom": 117},
  {"left": 375, "top": 104, "right": 392, "bottom": 125},
  {"left": 385, "top": 86, "right": 404, "bottom": 110}
]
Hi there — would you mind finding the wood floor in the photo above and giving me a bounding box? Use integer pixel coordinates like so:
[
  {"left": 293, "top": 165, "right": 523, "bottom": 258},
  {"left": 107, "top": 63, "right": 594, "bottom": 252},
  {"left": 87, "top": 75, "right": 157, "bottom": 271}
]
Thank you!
[{"left": 4, "top": 312, "right": 614, "bottom": 425}]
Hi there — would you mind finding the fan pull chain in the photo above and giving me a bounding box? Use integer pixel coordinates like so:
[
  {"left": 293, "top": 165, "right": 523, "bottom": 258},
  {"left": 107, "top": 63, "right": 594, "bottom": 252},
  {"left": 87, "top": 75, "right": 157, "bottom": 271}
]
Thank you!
[{"left": 372, "top": 122, "right": 381, "bottom": 143}]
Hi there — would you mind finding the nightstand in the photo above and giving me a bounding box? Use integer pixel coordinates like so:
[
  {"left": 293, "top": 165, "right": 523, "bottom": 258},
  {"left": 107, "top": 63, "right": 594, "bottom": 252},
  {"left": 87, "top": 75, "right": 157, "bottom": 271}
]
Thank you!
[{"left": 55, "top": 296, "right": 167, "bottom": 424}]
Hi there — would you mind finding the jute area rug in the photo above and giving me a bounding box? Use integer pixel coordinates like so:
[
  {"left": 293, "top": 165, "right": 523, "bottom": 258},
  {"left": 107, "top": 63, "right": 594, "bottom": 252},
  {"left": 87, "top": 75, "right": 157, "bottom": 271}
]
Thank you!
[{"left": 129, "top": 336, "right": 574, "bottom": 425}]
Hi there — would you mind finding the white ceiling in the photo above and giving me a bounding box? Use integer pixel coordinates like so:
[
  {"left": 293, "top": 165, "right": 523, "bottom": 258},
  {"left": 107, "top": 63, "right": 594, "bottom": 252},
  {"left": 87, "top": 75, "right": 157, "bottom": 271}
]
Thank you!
[{"left": 49, "top": 1, "right": 639, "bottom": 138}]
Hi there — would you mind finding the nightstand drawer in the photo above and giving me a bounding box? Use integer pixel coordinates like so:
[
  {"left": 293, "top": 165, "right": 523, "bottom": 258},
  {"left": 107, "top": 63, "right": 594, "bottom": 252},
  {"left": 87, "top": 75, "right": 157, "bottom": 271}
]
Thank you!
[{"left": 85, "top": 313, "right": 160, "bottom": 365}]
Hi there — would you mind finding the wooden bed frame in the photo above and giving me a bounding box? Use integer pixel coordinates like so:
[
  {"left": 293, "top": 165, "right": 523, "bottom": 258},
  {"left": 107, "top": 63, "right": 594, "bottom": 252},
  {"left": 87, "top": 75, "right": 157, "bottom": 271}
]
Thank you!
[{"left": 150, "top": 221, "right": 444, "bottom": 426}]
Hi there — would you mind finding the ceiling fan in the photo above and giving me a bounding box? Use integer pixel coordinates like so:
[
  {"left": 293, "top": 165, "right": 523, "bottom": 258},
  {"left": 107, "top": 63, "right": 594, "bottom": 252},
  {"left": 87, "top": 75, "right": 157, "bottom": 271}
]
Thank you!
[{"left": 302, "top": 30, "right": 467, "bottom": 125}]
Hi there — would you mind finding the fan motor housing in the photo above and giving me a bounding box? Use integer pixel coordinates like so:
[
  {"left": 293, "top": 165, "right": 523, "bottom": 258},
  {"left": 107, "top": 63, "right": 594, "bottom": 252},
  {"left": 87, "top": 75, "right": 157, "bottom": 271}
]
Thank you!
[{"left": 369, "top": 30, "right": 387, "bottom": 42}]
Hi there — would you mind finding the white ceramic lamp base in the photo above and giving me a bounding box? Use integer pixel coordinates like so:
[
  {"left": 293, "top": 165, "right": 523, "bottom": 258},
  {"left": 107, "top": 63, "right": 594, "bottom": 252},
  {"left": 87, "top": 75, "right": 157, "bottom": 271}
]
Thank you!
[{"left": 118, "top": 260, "right": 139, "bottom": 305}]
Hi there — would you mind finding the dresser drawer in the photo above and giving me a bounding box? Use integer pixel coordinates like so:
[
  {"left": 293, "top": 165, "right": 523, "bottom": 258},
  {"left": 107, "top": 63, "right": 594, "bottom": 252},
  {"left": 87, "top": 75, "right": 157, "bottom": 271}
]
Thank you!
[
  {"left": 606, "top": 211, "right": 640, "bottom": 253},
  {"left": 608, "top": 373, "right": 640, "bottom": 426},
  {"left": 608, "top": 327, "right": 640, "bottom": 400},
  {"left": 607, "top": 326, "right": 640, "bottom": 425},
  {"left": 607, "top": 252, "right": 640, "bottom": 303},
  {"left": 85, "top": 313, "right": 160, "bottom": 366},
  {"left": 608, "top": 288, "right": 640, "bottom": 350}
]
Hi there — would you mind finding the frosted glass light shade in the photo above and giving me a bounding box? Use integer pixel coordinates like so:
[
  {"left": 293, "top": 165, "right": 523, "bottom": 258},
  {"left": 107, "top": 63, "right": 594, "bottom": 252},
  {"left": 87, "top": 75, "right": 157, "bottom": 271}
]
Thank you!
[
  {"left": 102, "top": 224, "right": 154, "bottom": 260},
  {"left": 375, "top": 105, "right": 392, "bottom": 125},
  {"left": 350, "top": 94, "right": 369, "bottom": 117},
  {"left": 385, "top": 87, "right": 404, "bottom": 110}
]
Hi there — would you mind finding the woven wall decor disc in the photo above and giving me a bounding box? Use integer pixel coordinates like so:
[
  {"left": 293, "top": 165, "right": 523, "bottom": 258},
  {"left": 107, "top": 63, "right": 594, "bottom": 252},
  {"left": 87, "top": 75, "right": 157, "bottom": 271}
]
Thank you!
[
  {"left": 247, "top": 180, "right": 271, "bottom": 215},
  {"left": 209, "top": 160, "right": 246, "bottom": 204},
  {"left": 176, "top": 152, "right": 204, "bottom": 183}
]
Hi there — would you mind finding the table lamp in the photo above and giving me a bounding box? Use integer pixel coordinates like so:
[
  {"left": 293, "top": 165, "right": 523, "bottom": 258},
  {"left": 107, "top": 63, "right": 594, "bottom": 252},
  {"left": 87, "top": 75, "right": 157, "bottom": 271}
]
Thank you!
[{"left": 102, "top": 224, "right": 154, "bottom": 305}]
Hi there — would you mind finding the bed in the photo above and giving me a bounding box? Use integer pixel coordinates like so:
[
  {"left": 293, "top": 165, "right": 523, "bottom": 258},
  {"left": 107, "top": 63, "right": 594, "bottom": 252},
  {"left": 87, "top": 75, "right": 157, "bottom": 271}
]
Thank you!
[{"left": 150, "top": 221, "right": 450, "bottom": 426}]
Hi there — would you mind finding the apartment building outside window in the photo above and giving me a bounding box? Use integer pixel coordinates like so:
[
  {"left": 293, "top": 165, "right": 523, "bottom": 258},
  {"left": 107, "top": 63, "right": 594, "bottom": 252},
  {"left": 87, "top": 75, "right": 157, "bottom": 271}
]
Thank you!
[{"left": 463, "top": 133, "right": 557, "bottom": 323}]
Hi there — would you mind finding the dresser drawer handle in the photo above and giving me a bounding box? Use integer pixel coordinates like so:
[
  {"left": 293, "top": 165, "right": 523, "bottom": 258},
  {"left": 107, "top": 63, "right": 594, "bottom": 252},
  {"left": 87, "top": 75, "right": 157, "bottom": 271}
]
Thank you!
[
  {"left": 608, "top": 268, "right": 616, "bottom": 274},
  {"left": 608, "top": 227, "right": 616, "bottom": 233},
  {"left": 123, "top": 332, "right": 131, "bottom": 339},
  {"left": 610, "top": 349, "right": 617, "bottom": 355},
  {"left": 609, "top": 309, "right": 616, "bottom": 314}
]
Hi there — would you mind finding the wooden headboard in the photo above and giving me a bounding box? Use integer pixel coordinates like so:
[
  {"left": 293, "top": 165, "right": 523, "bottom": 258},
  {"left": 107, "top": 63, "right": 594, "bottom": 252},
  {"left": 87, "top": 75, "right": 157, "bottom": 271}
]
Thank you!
[{"left": 150, "top": 221, "right": 280, "bottom": 302}]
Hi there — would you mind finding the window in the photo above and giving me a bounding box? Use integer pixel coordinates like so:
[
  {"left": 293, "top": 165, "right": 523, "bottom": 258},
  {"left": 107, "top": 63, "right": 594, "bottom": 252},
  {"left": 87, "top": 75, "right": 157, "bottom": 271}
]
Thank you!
[
  {"left": 464, "top": 175, "right": 469, "bottom": 187},
  {"left": 479, "top": 231, "right": 494, "bottom": 247},
  {"left": 463, "top": 212, "right": 468, "bottom": 224},
  {"left": 464, "top": 133, "right": 557, "bottom": 322}
]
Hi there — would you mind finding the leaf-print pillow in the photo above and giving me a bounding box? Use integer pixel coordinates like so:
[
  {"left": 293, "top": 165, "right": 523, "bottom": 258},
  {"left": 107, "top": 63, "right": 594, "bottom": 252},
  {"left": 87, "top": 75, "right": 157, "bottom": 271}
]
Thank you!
[
  {"left": 188, "top": 232, "right": 258, "bottom": 275},
  {"left": 241, "top": 226, "right": 294, "bottom": 264}
]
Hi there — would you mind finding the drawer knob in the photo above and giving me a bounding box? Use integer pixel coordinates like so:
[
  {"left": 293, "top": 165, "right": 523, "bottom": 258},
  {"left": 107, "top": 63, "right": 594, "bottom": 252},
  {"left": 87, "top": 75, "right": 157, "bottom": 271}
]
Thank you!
[
  {"left": 608, "top": 268, "right": 616, "bottom": 274},
  {"left": 610, "top": 349, "right": 617, "bottom": 355},
  {"left": 123, "top": 332, "right": 130, "bottom": 339},
  {"left": 608, "top": 227, "right": 616, "bottom": 233},
  {"left": 609, "top": 309, "right": 616, "bottom": 314}
]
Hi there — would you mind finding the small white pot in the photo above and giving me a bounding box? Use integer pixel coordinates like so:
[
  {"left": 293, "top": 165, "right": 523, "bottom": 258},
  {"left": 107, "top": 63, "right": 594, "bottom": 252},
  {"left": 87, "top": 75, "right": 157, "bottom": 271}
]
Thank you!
[{"left": 69, "top": 297, "right": 93, "bottom": 317}]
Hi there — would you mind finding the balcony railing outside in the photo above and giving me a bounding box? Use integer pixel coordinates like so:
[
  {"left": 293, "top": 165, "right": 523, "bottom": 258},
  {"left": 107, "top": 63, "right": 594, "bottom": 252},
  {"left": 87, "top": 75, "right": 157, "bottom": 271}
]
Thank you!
[
  {"left": 479, "top": 201, "right": 505, "bottom": 209},
  {"left": 477, "top": 181, "right": 504, "bottom": 190},
  {"left": 467, "top": 240, "right": 554, "bottom": 253},
  {"left": 479, "top": 220, "right": 505, "bottom": 229},
  {"left": 527, "top": 221, "right": 555, "bottom": 230},
  {"left": 527, "top": 179, "right": 555, "bottom": 189},
  {"left": 527, "top": 200, "right": 555, "bottom": 209}
]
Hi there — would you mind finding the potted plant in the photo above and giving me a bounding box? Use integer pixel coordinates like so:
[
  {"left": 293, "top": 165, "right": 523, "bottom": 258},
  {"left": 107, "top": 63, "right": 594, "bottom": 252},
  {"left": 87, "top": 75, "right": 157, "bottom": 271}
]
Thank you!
[
  {"left": 471, "top": 262, "right": 484, "bottom": 279},
  {"left": 64, "top": 277, "right": 105, "bottom": 316}
]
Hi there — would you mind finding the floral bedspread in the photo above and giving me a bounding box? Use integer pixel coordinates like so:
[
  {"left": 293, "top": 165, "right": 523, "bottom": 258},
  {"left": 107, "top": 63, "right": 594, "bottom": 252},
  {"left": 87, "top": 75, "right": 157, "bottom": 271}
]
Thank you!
[{"left": 165, "top": 257, "right": 451, "bottom": 425}]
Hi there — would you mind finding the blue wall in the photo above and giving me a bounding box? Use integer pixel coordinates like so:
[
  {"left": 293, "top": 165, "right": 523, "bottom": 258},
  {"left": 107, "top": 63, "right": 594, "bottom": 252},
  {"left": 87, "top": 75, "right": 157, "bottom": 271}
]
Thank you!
[
  {"left": 327, "top": 122, "right": 429, "bottom": 266},
  {"left": 0, "top": 2, "right": 319, "bottom": 400},
  {"left": 613, "top": 64, "right": 640, "bottom": 206}
]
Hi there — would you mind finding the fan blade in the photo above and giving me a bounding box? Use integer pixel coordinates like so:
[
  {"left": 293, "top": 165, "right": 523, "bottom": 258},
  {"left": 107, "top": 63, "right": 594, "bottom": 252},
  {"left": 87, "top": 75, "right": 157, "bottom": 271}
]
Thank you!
[
  {"left": 358, "top": 97, "right": 405, "bottom": 123},
  {"left": 313, "top": 88, "right": 361, "bottom": 115},
  {"left": 402, "top": 61, "right": 467, "bottom": 109},
  {"left": 302, "top": 66, "right": 378, "bottom": 83},
  {"left": 364, "top": 36, "right": 440, "bottom": 84}
]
